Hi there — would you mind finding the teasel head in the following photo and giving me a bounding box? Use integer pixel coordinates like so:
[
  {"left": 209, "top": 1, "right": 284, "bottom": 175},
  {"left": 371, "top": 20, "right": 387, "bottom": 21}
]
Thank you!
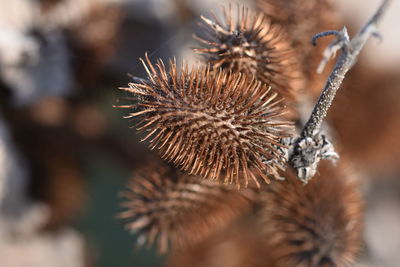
[
  {"left": 193, "top": 5, "right": 300, "bottom": 101},
  {"left": 259, "top": 162, "right": 363, "bottom": 267},
  {"left": 118, "top": 54, "right": 293, "bottom": 188},
  {"left": 118, "top": 163, "right": 253, "bottom": 253}
]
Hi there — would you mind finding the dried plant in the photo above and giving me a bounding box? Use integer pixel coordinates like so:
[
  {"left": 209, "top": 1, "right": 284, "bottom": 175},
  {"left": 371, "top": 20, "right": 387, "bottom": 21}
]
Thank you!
[
  {"left": 259, "top": 162, "right": 363, "bottom": 267},
  {"left": 119, "top": 0, "right": 390, "bottom": 185},
  {"left": 115, "top": 0, "right": 392, "bottom": 265},
  {"left": 194, "top": 6, "right": 300, "bottom": 101},
  {"left": 289, "top": 0, "right": 390, "bottom": 182},
  {"left": 165, "top": 162, "right": 363, "bottom": 267},
  {"left": 118, "top": 55, "right": 293, "bottom": 187},
  {"left": 119, "top": 162, "right": 253, "bottom": 253}
]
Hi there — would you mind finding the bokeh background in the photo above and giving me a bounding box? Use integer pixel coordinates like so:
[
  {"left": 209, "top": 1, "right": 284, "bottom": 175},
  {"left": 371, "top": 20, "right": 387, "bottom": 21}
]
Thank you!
[{"left": 0, "top": 0, "right": 399, "bottom": 266}]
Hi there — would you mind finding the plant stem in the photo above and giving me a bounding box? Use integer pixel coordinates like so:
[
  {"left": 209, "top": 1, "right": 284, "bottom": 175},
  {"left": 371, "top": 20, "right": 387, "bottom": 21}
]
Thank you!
[{"left": 290, "top": 0, "right": 391, "bottom": 183}]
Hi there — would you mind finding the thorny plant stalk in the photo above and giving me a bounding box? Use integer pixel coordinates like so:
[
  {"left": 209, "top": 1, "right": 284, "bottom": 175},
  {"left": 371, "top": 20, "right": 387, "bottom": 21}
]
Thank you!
[{"left": 289, "top": 0, "right": 391, "bottom": 183}]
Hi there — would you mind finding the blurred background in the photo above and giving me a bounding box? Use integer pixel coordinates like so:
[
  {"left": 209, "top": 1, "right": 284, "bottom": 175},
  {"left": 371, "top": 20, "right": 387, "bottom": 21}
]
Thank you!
[{"left": 0, "top": 0, "right": 399, "bottom": 266}]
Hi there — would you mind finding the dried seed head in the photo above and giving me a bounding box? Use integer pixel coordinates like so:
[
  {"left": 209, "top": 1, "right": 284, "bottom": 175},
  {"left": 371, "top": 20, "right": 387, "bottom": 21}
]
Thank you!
[
  {"left": 119, "top": 163, "right": 252, "bottom": 253},
  {"left": 118, "top": 55, "right": 293, "bottom": 187},
  {"left": 260, "top": 162, "right": 363, "bottom": 267},
  {"left": 193, "top": 6, "right": 300, "bottom": 101}
]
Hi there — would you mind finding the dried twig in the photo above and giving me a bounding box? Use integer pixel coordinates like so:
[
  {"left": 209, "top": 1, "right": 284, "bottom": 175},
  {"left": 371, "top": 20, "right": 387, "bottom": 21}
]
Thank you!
[{"left": 289, "top": 0, "right": 391, "bottom": 183}]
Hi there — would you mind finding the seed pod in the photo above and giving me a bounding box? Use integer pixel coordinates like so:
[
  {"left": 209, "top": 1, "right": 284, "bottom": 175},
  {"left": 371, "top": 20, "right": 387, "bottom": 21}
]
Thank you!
[
  {"left": 259, "top": 162, "right": 363, "bottom": 267},
  {"left": 118, "top": 55, "right": 293, "bottom": 187},
  {"left": 194, "top": 5, "right": 300, "bottom": 101},
  {"left": 119, "top": 163, "right": 252, "bottom": 253}
]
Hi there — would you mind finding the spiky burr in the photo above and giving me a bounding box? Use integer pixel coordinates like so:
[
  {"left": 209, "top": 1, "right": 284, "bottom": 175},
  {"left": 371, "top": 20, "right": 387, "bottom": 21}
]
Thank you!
[
  {"left": 194, "top": 6, "right": 300, "bottom": 101},
  {"left": 330, "top": 63, "right": 400, "bottom": 172},
  {"left": 118, "top": 55, "right": 293, "bottom": 187},
  {"left": 118, "top": 163, "right": 252, "bottom": 253},
  {"left": 166, "top": 217, "right": 269, "bottom": 267},
  {"left": 259, "top": 162, "right": 363, "bottom": 267}
]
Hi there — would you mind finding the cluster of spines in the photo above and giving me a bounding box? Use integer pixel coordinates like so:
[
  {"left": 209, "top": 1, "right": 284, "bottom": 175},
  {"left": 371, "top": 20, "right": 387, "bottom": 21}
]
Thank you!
[
  {"left": 194, "top": 5, "right": 299, "bottom": 101},
  {"left": 256, "top": 0, "right": 338, "bottom": 45},
  {"left": 259, "top": 162, "right": 363, "bottom": 267},
  {"left": 165, "top": 163, "right": 363, "bottom": 267},
  {"left": 119, "top": 163, "right": 252, "bottom": 253},
  {"left": 119, "top": 54, "right": 292, "bottom": 188}
]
